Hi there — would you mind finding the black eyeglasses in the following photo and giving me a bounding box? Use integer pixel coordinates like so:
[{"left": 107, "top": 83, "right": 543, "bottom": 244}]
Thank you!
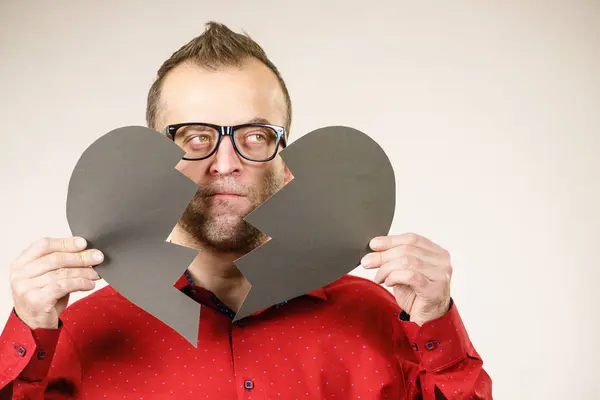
[{"left": 165, "top": 122, "right": 287, "bottom": 162}]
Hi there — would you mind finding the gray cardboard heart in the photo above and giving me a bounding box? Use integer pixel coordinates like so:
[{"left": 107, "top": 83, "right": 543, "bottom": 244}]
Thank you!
[
  {"left": 66, "top": 126, "right": 201, "bottom": 346},
  {"left": 65, "top": 124, "right": 395, "bottom": 343},
  {"left": 233, "top": 125, "right": 396, "bottom": 321}
]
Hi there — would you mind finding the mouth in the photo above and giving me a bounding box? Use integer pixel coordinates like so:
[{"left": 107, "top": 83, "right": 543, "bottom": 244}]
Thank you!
[{"left": 207, "top": 192, "right": 245, "bottom": 199}]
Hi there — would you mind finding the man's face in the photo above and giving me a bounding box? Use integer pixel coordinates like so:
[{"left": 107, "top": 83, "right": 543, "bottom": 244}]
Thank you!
[{"left": 158, "top": 58, "right": 291, "bottom": 253}]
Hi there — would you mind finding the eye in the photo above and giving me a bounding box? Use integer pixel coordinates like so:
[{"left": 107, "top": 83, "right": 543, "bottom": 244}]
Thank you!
[
  {"left": 246, "top": 133, "right": 266, "bottom": 142},
  {"left": 242, "top": 129, "right": 271, "bottom": 144},
  {"left": 195, "top": 135, "right": 210, "bottom": 142},
  {"left": 187, "top": 134, "right": 212, "bottom": 144}
]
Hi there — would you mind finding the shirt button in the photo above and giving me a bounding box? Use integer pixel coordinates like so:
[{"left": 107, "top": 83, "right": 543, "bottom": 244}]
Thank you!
[
  {"left": 412, "top": 343, "right": 418, "bottom": 351},
  {"left": 244, "top": 380, "right": 254, "bottom": 390},
  {"left": 13, "top": 345, "right": 26, "bottom": 357},
  {"left": 424, "top": 340, "right": 439, "bottom": 351}
]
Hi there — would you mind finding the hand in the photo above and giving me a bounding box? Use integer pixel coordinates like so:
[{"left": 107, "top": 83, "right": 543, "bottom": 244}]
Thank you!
[
  {"left": 361, "top": 233, "right": 452, "bottom": 326},
  {"left": 9, "top": 237, "right": 104, "bottom": 330}
]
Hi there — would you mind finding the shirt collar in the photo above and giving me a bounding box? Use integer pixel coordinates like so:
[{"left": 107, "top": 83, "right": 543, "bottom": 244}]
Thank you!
[{"left": 174, "top": 270, "right": 328, "bottom": 303}]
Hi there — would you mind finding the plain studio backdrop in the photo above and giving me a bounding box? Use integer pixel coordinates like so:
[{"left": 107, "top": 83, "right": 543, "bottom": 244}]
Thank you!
[{"left": 1, "top": 1, "right": 598, "bottom": 398}]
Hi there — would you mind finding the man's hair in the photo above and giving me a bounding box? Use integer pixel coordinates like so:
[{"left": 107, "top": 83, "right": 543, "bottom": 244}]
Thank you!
[{"left": 146, "top": 21, "right": 292, "bottom": 136}]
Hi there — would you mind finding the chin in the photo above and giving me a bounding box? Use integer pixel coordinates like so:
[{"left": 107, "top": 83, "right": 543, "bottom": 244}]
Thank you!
[
  {"left": 199, "top": 214, "right": 266, "bottom": 252},
  {"left": 210, "top": 213, "right": 246, "bottom": 227}
]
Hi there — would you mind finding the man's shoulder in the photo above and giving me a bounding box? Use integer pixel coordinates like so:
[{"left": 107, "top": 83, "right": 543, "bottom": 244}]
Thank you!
[
  {"left": 61, "top": 285, "right": 137, "bottom": 327},
  {"left": 324, "top": 274, "right": 395, "bottom": 298},
  {"left": 322, "top": 274, "right": 401, "bottom": 313},
  {"left": 59, "top": 285, "right": 180, "bottom": 349},
  {"left": 65, "top": 285, "right": 127, "bottom": 313}
]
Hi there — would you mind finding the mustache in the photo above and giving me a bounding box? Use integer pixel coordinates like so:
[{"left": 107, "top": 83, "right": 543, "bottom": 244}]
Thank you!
[{"left": 194, "top": 179, "right": 251, "bottom": 197}]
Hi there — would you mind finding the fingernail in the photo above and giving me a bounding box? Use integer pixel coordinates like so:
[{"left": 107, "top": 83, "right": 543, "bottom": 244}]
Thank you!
[
  {"left": 92, "top": 251, "right": 104, "bottom": 262},
  {"left": 361, "top": 255, "right": 371, "bottom": 268},
  {"left": 370, "top": 238, "right": 383, "bottom": 249},
  {"left": 75, "top": 237, "right": 87, "bottom": 249}
]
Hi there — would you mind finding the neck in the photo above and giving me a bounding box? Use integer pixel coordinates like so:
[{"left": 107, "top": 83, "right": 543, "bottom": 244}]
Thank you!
[{"left": 170, "top": 225, "right": 250, "bottom": 313}]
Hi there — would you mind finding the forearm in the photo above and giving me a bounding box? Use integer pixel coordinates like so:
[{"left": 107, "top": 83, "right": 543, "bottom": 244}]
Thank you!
[
  {"left": 413, "top": 353, "right": 491, "bottom": 399},
  {"left": 397, "top": 300, "right": 492, "bottom": 399},
  {"left": 0, "top": 309, "right": 80, "bottom": 399}
]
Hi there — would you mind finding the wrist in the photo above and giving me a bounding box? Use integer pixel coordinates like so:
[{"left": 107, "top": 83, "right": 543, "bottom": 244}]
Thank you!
[
  {"left": 408, "top": 297, "right": 452, "bottom": 326},
  {"left": 14, "top": 308, "right": 59, "bottom": 330}
]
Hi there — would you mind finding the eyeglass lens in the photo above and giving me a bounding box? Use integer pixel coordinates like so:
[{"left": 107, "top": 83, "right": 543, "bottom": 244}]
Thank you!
[{"left": 173, "top": 125, "right": 279, "bottom": 161}]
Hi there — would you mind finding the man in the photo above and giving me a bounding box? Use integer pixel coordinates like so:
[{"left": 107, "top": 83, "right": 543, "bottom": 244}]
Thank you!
[{"left": 0, "top": 22, "right": 491, "bottom": 399}]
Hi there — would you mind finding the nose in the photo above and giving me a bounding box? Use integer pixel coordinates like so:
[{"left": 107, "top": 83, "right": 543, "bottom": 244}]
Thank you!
[{"left": 208, "top": 136, "right": 242, "bottom": 176}]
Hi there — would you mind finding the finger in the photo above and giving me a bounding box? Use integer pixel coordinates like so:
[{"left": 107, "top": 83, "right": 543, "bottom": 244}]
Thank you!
[
  {"left": 30, "top": 266, "right": 101, "bottom": 289},
  {"left": 383, "top": 269, "right": 429, "bottom": 292},
  {"left": 374, "top": 255, "right": 424, "bottom": 284},
  {"left": 14, "top": 237, "right": 88, "bottom": 266},
  {"left": 374, "top": 257, "right": 449, "bottom": 284},
  {"left": 20, "top": 249, "right": 104, "bottom": 279},
  {"left": 361, "top": 244, "right": 442, "bottom": 269},
  {"left": 38, "top": 277, "right": 96, "bottom": 301},
  {"left": 369, "top": 233, "right": 442, "bottom": 252}
]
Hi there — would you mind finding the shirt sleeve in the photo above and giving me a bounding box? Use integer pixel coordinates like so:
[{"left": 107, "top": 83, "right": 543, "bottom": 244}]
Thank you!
[
  {"left": 394, "top": 299, "right": 493, "bottom": 399},
  {"left": 0, "top": 309, "right": 81, "bottom": 399}
]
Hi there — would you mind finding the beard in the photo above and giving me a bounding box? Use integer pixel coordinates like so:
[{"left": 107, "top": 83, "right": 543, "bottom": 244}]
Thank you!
[{"left": 178, "top": 170, "right": 285, "bottom": 254}]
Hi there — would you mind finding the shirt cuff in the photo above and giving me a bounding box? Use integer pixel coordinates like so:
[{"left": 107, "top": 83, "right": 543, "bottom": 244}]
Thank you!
[
  {"left": 0, "top": 309, "right": 62, "bottom": 382},
  {"left": 399, "top": 299, "right": 473, "bottom": 373}
]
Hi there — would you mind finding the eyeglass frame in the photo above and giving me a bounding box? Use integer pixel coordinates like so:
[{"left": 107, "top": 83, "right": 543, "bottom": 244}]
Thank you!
[{"left": 165, "top": 122, "right": 287, "bottom": 162}]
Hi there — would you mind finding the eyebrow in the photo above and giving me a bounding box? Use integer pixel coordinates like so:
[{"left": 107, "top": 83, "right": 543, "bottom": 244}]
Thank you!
[{"left": 245, "top": 117, "right": 273, "bottom": 125}]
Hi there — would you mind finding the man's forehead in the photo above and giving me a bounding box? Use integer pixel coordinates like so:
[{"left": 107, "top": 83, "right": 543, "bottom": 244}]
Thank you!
[
  {"left": 161, "top": 61, "right": 283, "bottom": 102},
  {"left": 158, "top": 62, "right": 287, "bottom": 128}
]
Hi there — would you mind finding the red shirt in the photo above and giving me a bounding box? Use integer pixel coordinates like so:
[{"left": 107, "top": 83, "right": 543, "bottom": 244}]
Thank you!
[{"left": 0, "top": 273, "right": 491, "bottom": 399}]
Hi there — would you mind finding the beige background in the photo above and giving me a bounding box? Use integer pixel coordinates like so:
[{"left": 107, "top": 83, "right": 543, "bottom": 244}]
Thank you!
[{"left": 1, "top": 1, "right": 598, "bottom": 398}]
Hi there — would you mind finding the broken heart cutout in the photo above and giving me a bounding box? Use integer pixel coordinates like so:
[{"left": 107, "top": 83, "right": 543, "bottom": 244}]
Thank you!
[
  {"left": 66, "top": 126, "right": 201, "bottom": 345},
  {"left": 234, "top": 125, "right": 396, "bottom": 320},
  {"left": 66, "top": 125, "right": 396, "bottom": 347}
]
